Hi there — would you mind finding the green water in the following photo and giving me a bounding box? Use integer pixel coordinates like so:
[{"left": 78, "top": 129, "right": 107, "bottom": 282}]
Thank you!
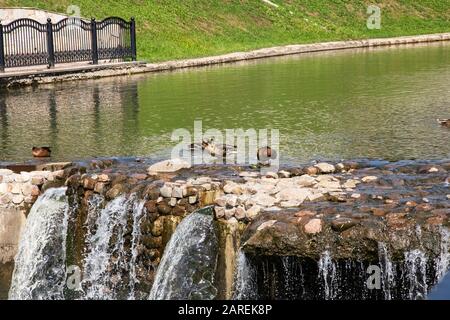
[{"left": 0, "top": 42, "right": 449, "bottom": 164}]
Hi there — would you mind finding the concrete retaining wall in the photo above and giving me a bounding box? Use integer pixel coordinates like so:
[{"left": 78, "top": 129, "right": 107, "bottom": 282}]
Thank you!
[
  {"left": 0, "top": 8, "right": 68, "bottom": 24},
  {"left": 1, "top": 32, "right": 449, "bottom": 88}
]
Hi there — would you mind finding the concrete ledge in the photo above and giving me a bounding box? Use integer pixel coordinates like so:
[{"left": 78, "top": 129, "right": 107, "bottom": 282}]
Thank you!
[{"left": 1, "top": 32, "right": 450, "bottom": 88}]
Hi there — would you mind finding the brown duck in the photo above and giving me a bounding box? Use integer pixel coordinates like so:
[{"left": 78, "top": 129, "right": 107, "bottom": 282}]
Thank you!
[
  {"left": 257, "top": 146, "right": 277, "bottom": 165},
  {"left": 32, "top": 147, "right": 51, "bottom": 158},
  {"left": 437, "top": 119, "right": 450, "bottom": 127}
]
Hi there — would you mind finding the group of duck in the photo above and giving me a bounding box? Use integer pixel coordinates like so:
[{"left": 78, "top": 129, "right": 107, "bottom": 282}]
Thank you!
[{"left": 30, "top": 119, "right": 449, "bottom": 158}]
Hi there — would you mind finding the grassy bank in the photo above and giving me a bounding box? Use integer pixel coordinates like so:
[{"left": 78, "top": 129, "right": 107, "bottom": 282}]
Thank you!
[{"left": 1, "top": 0, "right": 449, "bottom": 62}]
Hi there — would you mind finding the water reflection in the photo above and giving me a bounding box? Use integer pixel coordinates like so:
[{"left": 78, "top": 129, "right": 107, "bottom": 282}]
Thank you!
[{"left": 0, "top": 42, "right": 449, "bottom": 163}]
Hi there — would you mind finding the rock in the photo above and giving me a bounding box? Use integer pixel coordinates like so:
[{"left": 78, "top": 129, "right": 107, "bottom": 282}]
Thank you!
[
  {"left": 447, "top": 194, "right": 450, "bottom": 200},
  {"left": 0, "top": 169, "right": 13, "bottom": 175},
  {"left": 215, "top": 206, "right": 225, "bottom": 219},
  {"left": 0, "top": 193, "right": 12, "bottom": 205},
  {"left": 12, "top": 194, "right": 24, "bottom": 205},
  {"left": 252, "top": 193, "right": 276, "bottom": 207},
  {"left": 131, "top": 173, "right": 147, "bottom": 180},
  {"left": 314, "top": 163, "right": 335, "bottom": 174},
  {"left": 151, "top": 218, "right": 163, "bottom": 237},
  {"left": 144, "top": 200, "right": 157, "bottom": 213},
  {"left": 97, "top": 174, "right": 110, "bottom": 182},
  {"left": 142, "top": 235, "right": 162, "bottom": 249},
  {"left": 294, "top": 210, "right": 316, "bottom": 217},
  {"left": 30, "top": 185, "right": 40, "bottom": 197},
  {"left": 202, "top": 183, "right": 212, "bottom": 191},
  {"left": 185, "top": 186, "right": 198, "bottom": 196},
  {"left": 276, "top": 187, "right": 311, "bottom": 203},
  {"left": 294, "top": 174, "right": 316, "bottom": 187},
  {"left": 235, "top": 206, "right": 246, "bottom": 220},
  {"left": 171, "top": 186, "right": 184, "bottom": 198},
  {"left": 371, "top": 208, "right": 387, "bottom": 217},
  {"left": 10, "top": 183, "right": 21, "bottom": 194},
  {"left": 169, "top": 197, "right": 177, "bottom": 207},
  {"left": 304, "top": 166, "right": 319, "bottom": 175},
  {"left": 105, "top": 184, "right": 125, "bottom": 200},
  {"left": 157, "top": 202, "right": 172, "bottom": 215},
  {"left": 160, "top": 185, "right": 172, "bottom": 198},
  {"left": 225, "top": 208, "right": 236, "bottom": 220},
  {"left": 83, "top": 177, "right": 96, "bottom": 190},
  {"left": 257, "top": 220, "right": 277, "bottom": 231},
  {"left": 239, "top": 171, "right": 259, "bottom": 178},
  {"left": 351, "top": 193, "right": 361, "bottom": 199},
  {"left": 227, "top": 217, "right": 239, "bottom": 225},
  {"left": 31, "top": 176, "right": 45, "bottom": 186},
  {"left": 94, "top": 182, "right": 107, "bottom": 194},
  {"left": 147, "top": 158, "right": 191, "bottom": 173},
  {"left": 246, "top": 205, "right": 261, "bottom": 220},
  {"left": 278, "top": 170, "right": 291, "bottom": 178},
  {"left": 21, "top": 183, "right": 33, "bottom": 196},
  {"left": 280, "top": 200, "right": 301, "bottom": 208},
  {"left": 214, "top": 196, "right": 227, "bottom": 207},
  {"left": 0, "top": 183, "right": 8, "bottom": 194},
  {"left": 327, "top": 192, "right": 347, "bottom": 202},
  {"left": 362, "top": 176, "right": 378, "bottom": 183},
  {"left": 265, "top": 172, "right": 278, "bottom": 179},
  {"left": 188, "top": 196, "right": 197, "bottom": 204},
  {"left": 225, "top": 194, "right": 238, "bottom": 207},
  {"left": 192, "top": 177, "right": 211, "bottom": 185},
  {"left": 331, "top": 218, "right": 357, "bottom": 232},
  {"left": 343, "top": 179, "right": 360, "bottom": 189},
  {"left": 304, "top": 219, "right": 322, "bottom": 234}
]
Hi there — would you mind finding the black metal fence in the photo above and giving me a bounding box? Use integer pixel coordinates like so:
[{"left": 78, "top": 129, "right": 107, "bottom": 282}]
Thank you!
[{"left": 0, "top": 17, "right": 136, "bottom": 71}]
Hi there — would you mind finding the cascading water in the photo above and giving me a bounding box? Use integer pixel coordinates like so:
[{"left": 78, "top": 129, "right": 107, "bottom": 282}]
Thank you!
[
  {"left": 82, "top": 194, "right": 145, "bottom": 300},
  {"left": 404, "top": 249, "right": 428, "bottom": 300},
  {"left": 149, "top": 209, "right": 218, "bottom": 300},
  {"left": 233, "top": 251, "right": 258, "bottom": 300},
  {"left": 318, "top": 251, "right": 337, "bottom": 300},
  {"left": 378, "top": 242, "right": 395, "bottom": 300},
  {"left": 8, "top": 188, "right": 70, "bottom": 300}
]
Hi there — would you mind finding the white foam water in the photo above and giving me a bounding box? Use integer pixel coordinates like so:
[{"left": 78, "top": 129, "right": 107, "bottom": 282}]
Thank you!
[
  {"left": 8, "top": 187, "right": 70, "bottom": 300},
  {"left": 233, "top": 251, "right": 258, "bottom": 300},
  {"left": 318, "top": 251, "right": 337, "bottom": 300}
]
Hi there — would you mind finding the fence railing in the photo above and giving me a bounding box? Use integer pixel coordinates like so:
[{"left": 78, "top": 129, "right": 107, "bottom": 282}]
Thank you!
[{"left": 0, "top": 17, "right": 136, "bottom": 71}]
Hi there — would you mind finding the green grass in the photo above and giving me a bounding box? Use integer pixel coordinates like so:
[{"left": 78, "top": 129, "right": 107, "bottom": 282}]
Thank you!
[{"left": 1, "top": 0, "right": 449, "bottom": 62}]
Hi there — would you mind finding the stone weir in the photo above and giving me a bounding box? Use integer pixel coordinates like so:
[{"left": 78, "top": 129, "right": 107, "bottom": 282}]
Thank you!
[{"left": 1, "top": 158, "right": 450, "bottom": 299}]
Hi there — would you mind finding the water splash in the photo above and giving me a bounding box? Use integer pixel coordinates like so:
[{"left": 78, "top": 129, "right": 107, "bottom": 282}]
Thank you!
[
  {"left": 378, "top": 242, "right": 395, "bottom": 300},
  {"left": 404, "top": 249, "right": 427, "bottom": 300},
  {"left": 8, "top": 188, "right": 70, "bottom": 300},
  {"left": 318, "top": 251, "right": 336, "bottom": 300},
  {"left": 233, "top": 251, "right": 258, "bottom": 300},
  {"left": 149, "top": 210, "right": 218, "bottom": 300}
]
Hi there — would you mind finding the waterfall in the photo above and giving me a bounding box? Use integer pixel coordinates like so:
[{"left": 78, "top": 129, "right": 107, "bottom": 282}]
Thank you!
[
  {"left": 128, "top": 199, "right": 145, "bottom": 300},
  {"left": 149, "top": 209, "right": 218, "bottom": 300},
  {"left": 233, "top": 251, "right": 258, "bottom": 300},
  {"left": 318, "top": 251, "right": 336, "bottom": 300},
  {"left": 82, "top": 194, "right": 144, "bottom": 300},
  {"left": 8, "top": 187, "right": 70, "bottom": 300},
  {"left": 378, "top": 242, "right": 395, "bottom": 300},
  {"left": 404, "top": 249, "right": 428, "bottom": 300},
  {"left": 435, "top": 227, "right": 450, "bottom": 281}
]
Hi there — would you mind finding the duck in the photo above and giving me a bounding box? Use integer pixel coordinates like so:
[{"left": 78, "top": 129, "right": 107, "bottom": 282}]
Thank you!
[
  {"left": 437, "top": 119, "right": 450, "bottom": 127},
  {"left": 257, "top": 146, "right": 277, "bottom": 166},
  {"left": 32, "top": 147, "right": 51, "bottom": 158},
  {"left": 199, "top": 138, "right": 237, "bottom": 158}
]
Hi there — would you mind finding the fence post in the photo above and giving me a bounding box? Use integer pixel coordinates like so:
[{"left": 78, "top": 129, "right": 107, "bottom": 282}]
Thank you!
[
  {"left": 130, "top": 17, "right": 137, "bottom": 61},
  {"left": 91, "top": 18, "right": 98, "bottom": 64},
  {"left": 46, "top": 18, "right": 55, "bottom": 68},
  {"left": 0, "top": 23, "right": 5, "bottom": 72}
]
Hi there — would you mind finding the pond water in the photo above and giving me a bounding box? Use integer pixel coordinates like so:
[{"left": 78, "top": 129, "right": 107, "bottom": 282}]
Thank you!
[{"left": 0, "top": 42, "right": 449, "bottom": 164}]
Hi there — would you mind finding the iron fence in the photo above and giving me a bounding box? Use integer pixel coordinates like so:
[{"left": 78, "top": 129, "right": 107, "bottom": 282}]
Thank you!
[{"left": 0, "top": 16, "right": 136, "bottom": 71}]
